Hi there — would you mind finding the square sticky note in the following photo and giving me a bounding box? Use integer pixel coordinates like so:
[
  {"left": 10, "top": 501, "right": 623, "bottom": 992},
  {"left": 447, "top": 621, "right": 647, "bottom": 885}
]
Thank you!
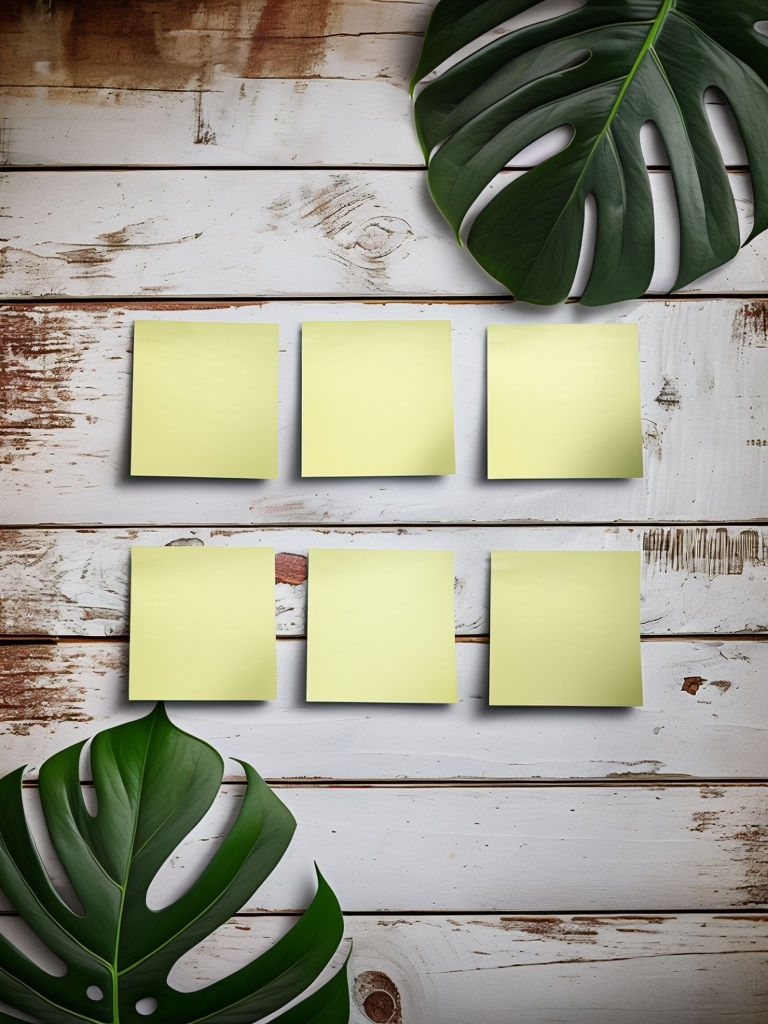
[
  {"left": 487, "top": 324, "right": 643, "bottom": 478},
  {"left": 307, "top": 549, "right": 457, "bottom": 702},
  {"left": 131, "top": 320, "right": 279, "bottom": 479},
  {"left": 129, "top": 546, "right": 277, "bottom": 701},
  {"left": 301, "top": 320, "right": 455, "bottom": 476},
  {"left": 489, "top": 551, "right": 642, "bottom": 706}
]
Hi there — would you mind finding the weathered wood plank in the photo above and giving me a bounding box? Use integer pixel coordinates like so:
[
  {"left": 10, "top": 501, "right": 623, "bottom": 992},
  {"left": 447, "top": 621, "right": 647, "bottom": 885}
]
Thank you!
[
  {"left": 0, "top": 88, "right": 742, "bottom": 170},
  {"left": 339, "top": 914, "right": 768, "bottom": 1024},
  {"left": 0, "top": 170, "right": 764, "bottom": 299},
  {"left": 5, "top": 784, "right": 766, "bottom": 912},
  {"left": 1, "top": 526, "right": 766, "bottom": 638},
  {"left": 0, "top": 0, "right": 431, "bottom": 89},
  {"left": 0, "top": 913, "right": 764, "bottom": 1024},
  {"left": 1, "top": 641, "right": 765, "bottom": 781},
  {"left": 0, "top": 0, "right": 746, "bottom": 168},
  {"left": 0, "top": 80, "right": 424, "bottom": 167},
  {"left": 1, "top": 300, "right": 766, "bottom": 525}
]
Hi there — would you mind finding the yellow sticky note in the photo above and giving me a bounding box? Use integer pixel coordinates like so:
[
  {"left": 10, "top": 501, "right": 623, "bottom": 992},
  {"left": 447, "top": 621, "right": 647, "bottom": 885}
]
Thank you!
[
  {"left": 307, "top": 549, "right": 457, "bottom": 703},
  {"left": 129, "top": 546, "right": 277, "bottom": 701},
  {"left": 489, "top": 551, "right": 642, "bottom": 706},
  {"left": 131, "top": 320, "right": 279, "bottom": 479},
  {"left": 487, "top": 324, "right": 643, "bottom": 478},
  {"left": 301, "top": 321, "right": 455, "bottom": 476}
]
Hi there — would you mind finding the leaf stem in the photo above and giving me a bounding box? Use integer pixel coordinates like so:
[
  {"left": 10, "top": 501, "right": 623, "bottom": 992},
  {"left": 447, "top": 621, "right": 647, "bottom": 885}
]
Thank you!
[{"left": 601, "top": 0, "right": 677, "bottom": 135}]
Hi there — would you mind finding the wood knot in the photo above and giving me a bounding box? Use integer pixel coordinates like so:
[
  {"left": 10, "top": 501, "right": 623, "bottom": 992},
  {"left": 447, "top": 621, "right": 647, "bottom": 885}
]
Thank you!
[{"left": 353, "top": 971, "right": 402, "bottom": 1023}]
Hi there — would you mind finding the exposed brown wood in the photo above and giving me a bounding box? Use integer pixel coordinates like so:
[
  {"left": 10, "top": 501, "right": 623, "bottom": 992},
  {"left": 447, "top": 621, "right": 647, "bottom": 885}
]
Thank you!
[
  {"left": 0, "top": 0, "right": 427, "bottom": 88},
  {"left": 0, "top": 3, "right": 765, "bottom": 1014}
]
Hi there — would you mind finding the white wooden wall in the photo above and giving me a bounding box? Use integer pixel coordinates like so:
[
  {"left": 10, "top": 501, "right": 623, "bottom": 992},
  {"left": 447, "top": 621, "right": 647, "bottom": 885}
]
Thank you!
[{"left": 1, "top": 2, "right": 767, "bottom": 1021}]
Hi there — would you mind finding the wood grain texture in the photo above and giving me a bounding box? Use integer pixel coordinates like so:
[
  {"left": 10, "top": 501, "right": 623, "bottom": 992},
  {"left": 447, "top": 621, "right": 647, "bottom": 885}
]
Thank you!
[
  {"left": 0, "top": 0, "right": 429, "bottom": 89},
  {"left": 3, "top": 783, "right": 765, "bottom": 913},
  {"left": 1, "top": 641, "right": 766, "bottom": 781},
  {"left": 1, "top": 526, "right": 766, "bottom": 638},
  {"left": 0, "top": 0, "right": 746, "bottom": 168},
  {"left": 1, "top": 2, "right": 765, "bottom": 1013},
  {"left": 0, "top": 912, "right": 763, "bottom": 1024},
  {"left": 2, "top": 300, "right": 766, "bottom": 525},
  {"left": 0, "top": 912, "right": 763, "bottom": 1023},
  {"left": 0, "top": 170, "right": 764, "bottom": 300},
  {"left": 0, "top": 85, "right": 743, "bottom": 171}
]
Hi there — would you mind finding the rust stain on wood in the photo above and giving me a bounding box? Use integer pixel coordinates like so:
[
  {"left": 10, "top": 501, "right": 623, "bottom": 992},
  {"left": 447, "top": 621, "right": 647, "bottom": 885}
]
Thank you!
[
  {"left": 686, "top": 804, "right": 768, "bottom": 906},
  {"left": 682, "top": 676, "right": 705, "bottom": 696},
  {"left": 571, "top": 917, "right": 671, "bottom": 933},
  {"left": 733, "top": 300, "right": 768, "bottom": 349},
  {"left": 710, "top": 680, "right": 733, "bottom": 693},
  {"left": 246, "top": 0, "right": 333, "bottom": 78},
  {"left": 353, "top": 971, "right": 402, "bottom": 1024},
  {"left": 643, "top": 527, "right": 766, "bottom": 575},
  {"left": 493, "top": 917, "right": 599, "bottom": 943},
  {"left": 729, "top": 823, "right": 768, "bottom": 906},
  {"left": 0, "top": 308, "right": 95, "bottom": 466},
  {"left": 0, "top": 0, "right": 336, "bottom": 88},
  {"left": 690, "top": 810, "right": 723, "bottom": 833},
  {"left": 0, "top": 645, "right": 104, "bottom": 735},
  {"left": 275, "top": 552, "right": 307, "bottom": 585}
]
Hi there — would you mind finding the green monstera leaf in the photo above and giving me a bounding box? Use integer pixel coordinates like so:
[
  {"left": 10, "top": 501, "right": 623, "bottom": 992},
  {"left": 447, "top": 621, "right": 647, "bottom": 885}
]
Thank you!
[
  {"left": 0, "top": 705, "right": 349, "bottom": 1023},
  {"left": 411, "top": 1, "right": 768, "bottom": 305}
]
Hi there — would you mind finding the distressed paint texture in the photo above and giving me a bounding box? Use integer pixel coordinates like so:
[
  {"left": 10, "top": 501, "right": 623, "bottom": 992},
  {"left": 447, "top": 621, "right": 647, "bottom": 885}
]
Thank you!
[
  {"left": 0, "top": 5, "right": 765, "bottom": 1017},
  {"left": 643, "top": 527, "right": 766, "bottom": 575},
  {"left": 1, "top": 641, "right": 766, "bottom": 782}
]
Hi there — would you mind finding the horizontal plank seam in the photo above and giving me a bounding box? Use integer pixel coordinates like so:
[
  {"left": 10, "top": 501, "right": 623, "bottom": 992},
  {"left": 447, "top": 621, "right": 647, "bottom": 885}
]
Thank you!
[
  {"left": 0, "top": 294, "right": 762, "bottom": 308},
  {"left": 20, "top": 779, "right": 768, "bottom": 790},
  {"left": 2, "top": 634, "right": 767, "bottom": 646},
  {"left": 1, "top": 522, "right": 766, "bottom": 531},
  {"left": 0, "top": 164, "right": 751, "bottom": 174},
  {"left": 1, "top": 292, "right": 766, "bottom": 305},
  {"left": 1, "top": 909, "right": 766, "bottom": 921}
]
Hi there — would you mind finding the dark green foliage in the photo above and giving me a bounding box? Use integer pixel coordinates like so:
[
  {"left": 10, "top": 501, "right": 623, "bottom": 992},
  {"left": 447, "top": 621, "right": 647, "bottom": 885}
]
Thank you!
[
  {"left": 0, "top": 705, "right": 349, "bottom": 1023},
  {"left": 412, "top": 1, "right": 768, "bottom": 305}
]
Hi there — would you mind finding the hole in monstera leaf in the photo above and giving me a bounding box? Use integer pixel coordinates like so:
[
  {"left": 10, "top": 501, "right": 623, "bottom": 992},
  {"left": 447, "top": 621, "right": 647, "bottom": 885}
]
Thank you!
[
  {"left": 458, "top": 125, "right": 575, "bottom": 244},
  {"left": 415, "top": 0, "right": 586, "bottom": 89},
  {"left": 0, "top": 916, "right": 66, "bottom": 977},
  {"left": 19, "top": 787, "right": 86, "bottom": 915},
  {"left": 0, "top": 1000, "right": 37, "bottom": 1024},
  {"left": 144, "top": 767, "right": 313, "bottom": 915},
  {"left": 135, "top": 997, "right": 158, "bottom": 1016},
  {"left": 704, "top": 87, "right": 754, "bottom": 243},
  {"left": 755, "top": 20, "right": 768, "bottom": 36},
  {"left": 705, "top": 86, "right": 748, "bottom": 166},
  {"left": 166, "top": 911, "right": 314, "bottom": 993},
  {"left": 86, "top": 986, "right": 103, "bottom": 1002},
  {"left": 511, "top": 123, "right": 576, "bottom": 169},
  {"left": 638, "top": 123, "right": 679, "bottom": 294},
  {"left": 144, "top": 780, "right": 244, "bottom": 910},
  {"left": 571, "top": 193, "right": 597, "bottom": 298}
]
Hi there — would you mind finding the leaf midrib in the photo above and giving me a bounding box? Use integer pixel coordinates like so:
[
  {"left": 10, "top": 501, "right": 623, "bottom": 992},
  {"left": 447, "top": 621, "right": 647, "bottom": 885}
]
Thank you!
[
  {"left": 518, "top": 0, "right": 678, "bottom": 294},
  {"left": 110, "top": 722, "right": 155, "bottom": 1024},
  {"left": 116, "top": 763, "right": 233, "bottom": 977}
]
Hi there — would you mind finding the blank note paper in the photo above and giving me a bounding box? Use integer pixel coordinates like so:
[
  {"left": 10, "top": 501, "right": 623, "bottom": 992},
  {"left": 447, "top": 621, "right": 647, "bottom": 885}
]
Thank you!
[
  {"left": 129, "top": 546, "right": 277, "bottom": 702},
  {"left": 307, "top": 549, "right": 457, "bottom": 703},
  {"left": 131, "top": 320, "right": 279, "bottom": 479},
  {"left": 489, "top": 551, "right": 642, "bottom": 706},
  {"left": 487, "top": 324, "right": 643, "bottom": 478},
  {"left": 301, "top": 321, "right": 455, "bottom": 476}
]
